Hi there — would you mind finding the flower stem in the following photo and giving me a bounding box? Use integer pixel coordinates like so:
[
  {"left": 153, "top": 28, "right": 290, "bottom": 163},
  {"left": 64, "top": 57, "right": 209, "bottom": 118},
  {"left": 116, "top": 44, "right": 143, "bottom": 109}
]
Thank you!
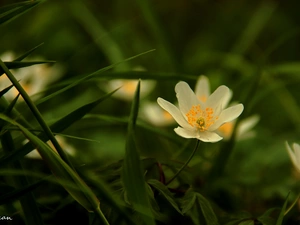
[
  {"left": 166, "top": 140, "right": 200, "bottom": 185},
  {"left": 94, "top": 207, "right": 110, "bottom": 225}
]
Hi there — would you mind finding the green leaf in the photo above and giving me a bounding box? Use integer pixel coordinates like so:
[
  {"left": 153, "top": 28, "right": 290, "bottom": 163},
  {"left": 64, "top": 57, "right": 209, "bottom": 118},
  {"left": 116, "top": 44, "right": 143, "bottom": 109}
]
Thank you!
[
  {"left": 0, "top": 88, "right": 118, "bottom": 168},
  {"left": 182, "top": 189, "right": 219, "bottom": 225},
  {"left": 0, "top": 1, "right": 41, "bottom": 26},
  {"left": 0, "top": 113, "right": 101, "bottom": 213},
  {"left": 147, "top": 179, "right": 182, "bottom": 214},
  {"left": 258, "top": 216, "right": 276, "bottom": 225},
  {"left": 0, "top": 177, "right": 47, "bottom": 205},
  {"left": 14, "top": 43, "right": 45, "bottom": 61},
  {"left": 121, "top": 80, "right": 155, "bottom": 225},
  {"left": 238, "top": 221, "right": 254, "bottom": 225},
  {"left": 36, "top": 49, "right": 155, "bottom": 105},
  {"left": 275, "top": 192, "right": 290, "bottom": 225}
]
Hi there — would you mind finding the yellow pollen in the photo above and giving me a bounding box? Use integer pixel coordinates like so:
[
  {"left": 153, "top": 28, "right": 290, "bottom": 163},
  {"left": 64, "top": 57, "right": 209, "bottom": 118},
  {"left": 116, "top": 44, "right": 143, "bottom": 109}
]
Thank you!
[{"left": 186, "top": 104, "right": 216, "bottom": 131}]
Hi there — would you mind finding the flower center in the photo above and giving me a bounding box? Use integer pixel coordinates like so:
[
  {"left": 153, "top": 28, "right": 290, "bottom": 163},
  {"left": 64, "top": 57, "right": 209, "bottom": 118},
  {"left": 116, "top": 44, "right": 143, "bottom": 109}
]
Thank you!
[{"left": 186, "top": 105, "right": 216, "bottom": 131}]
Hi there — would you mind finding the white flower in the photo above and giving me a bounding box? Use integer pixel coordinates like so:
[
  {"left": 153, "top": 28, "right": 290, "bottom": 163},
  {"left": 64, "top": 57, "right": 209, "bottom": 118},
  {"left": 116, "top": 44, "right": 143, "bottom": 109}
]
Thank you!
[
  {"left": 26, "top": 136, "right": 76, "bottom": 159},
  {"left": 285, "top": 142, "right": 300, "bottom": 173},
  {"left": 104, "top": 79, "right": 156, "bottom": 101},
  {"left": 141, "top": 101, "right": 175, "bottom": 126},
  {"left": 195, "top": 75, "right": 258, "bottom": 141},
  {"left": 157, "top": 80, "right": 244, "bottom": 142},
  {"left": 0, "top": 51, "right": 63, "bottom": 101}
]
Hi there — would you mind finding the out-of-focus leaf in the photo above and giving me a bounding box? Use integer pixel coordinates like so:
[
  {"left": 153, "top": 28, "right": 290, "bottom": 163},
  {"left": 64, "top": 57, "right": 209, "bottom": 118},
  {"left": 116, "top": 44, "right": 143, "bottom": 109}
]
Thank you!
[
  {"left": 258, "top": 216, "right": 276, "bottom": 225},
  {"left": 13, "top": 43, "right": 44, "bottom": 61},
  {"left": 36, "top": 49, "right": 155, "bottom": 105},
  {"left": 182, "top": 189, "right": 219, "bottom": 225},
  {"left": 0, "top": 113, "right": 100, "bottom": 213},
  {"left": 275, "top": 193, "right": 290, "bottom": 225},
  {"left": 121, "top": 80, "right": 155, "bottom": 225},
  {"left": 0, "top": 177, "right": 47, "bottom": 205},
  {"left": 0, "top": 1, "right": 41, "bottom": 26},
  {"left": 147, "top": 179, "right": 182, "bottom": 214},
  {"left": 0, "top": 88, "right": 119, "bottom": 167},
  {"left": 238, "top": 221, "right": 254, "bottom": 225}
]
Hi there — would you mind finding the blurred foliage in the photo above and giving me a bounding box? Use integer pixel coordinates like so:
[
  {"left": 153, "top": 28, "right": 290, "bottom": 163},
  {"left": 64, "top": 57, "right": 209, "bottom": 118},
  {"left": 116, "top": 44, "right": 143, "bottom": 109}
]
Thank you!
[{"left": 1, "top": 0, "right": 300, "bottom": 224}]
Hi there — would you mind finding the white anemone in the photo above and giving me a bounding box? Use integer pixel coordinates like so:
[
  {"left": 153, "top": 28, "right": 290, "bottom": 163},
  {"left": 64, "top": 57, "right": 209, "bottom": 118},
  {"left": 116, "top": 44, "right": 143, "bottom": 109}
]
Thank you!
[{"left": 157, "top": 81, "right": 244, "bottom": 142}]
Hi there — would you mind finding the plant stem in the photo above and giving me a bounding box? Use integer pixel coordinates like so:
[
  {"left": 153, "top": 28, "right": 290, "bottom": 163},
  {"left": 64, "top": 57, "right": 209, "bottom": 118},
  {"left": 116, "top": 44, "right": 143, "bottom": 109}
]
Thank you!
[
  {"left": 95, "top": 207, "right": 110, "bottom": 225},
  {"left": 166, "top": 140, "right": 200, "bottom": 185}
]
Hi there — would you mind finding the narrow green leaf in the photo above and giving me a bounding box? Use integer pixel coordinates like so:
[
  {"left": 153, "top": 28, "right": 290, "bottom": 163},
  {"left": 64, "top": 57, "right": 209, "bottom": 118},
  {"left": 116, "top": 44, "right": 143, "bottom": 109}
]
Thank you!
[
  {"left": 36, "top": 49, "right": 155, "bottom": 105},
  {"left": 0, "top": 89, "right": 118, "bottom": 167},
  {"left": 121, "top": 80, "right": 155, "bottom": 225},
  {"left": 0, "top": 177, "right": 47, "bottom": 205},
  {"left": 0, "top": 113, "right": 101, "bottom": 213},
  {"left": 0, "top": 84, "right": 13, "bottom": 98},
  {"left": 275, "top": 192, "right": 290, "bottom": 225},
  {"left": 4, "top": 94, "right": 19, "bottom": 115},
  {"left": 0, "top": 1, "right": 41, "bottom": 26},
  {"left": 5, "top": 61, "right": 55, "bottom": 69},
  {"left": 182, "top": 190, "right": 219, "bottom": 225},
  {"left": 147, "top": 179, "right": 182, "bottom": 214},
  {"left": 14, "top": 43, "right": 44, "bottom": 61},
  {"left": 238, "top": 221, "right": 254, "bottom": 225}
]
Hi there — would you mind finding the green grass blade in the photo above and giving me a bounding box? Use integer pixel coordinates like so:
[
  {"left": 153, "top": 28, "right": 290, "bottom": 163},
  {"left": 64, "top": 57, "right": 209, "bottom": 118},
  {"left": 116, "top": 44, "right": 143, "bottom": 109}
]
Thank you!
[
  {"left": 121, "top": 80, "right": 155, "bottom": 225},
  {"left": 0, "top": 113, "right": 101, "bottom": 213},
  {"left": 147, "top": 179, "right": 182, "bottom": 214},
  {"left": 36, "top": 49, "right": 155, "bottom": 105},
  {"left": 0, "top": 58, "right": 73, "bottom": 169},
  {"left": 0, "top": 89, "right": 119, "bottom": 167},
  {"left": 275, "top": 192, "right": 290, "bottom": 225},
  {"left": 0, "top": 177, "right": 47, "bottom": 205},
  {"left": 13, "top": 43, "right": 44, "bottom": 61},
  {"left": 0, "top": 1, "right": 41, "bottom": 26},
  {"left": 0, "top": 131, "right": 44, "bottom": 225}
]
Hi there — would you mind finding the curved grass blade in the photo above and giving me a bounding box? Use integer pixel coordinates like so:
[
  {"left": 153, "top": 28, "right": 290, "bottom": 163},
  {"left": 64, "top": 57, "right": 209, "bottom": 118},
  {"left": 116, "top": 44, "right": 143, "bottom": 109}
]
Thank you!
[
  {"left": 36, "top": 49, "right": 155, "bottom": 105},
  {"left": 0, "top": 114, "right": 101, "bottom": 213},
  {"left": 121, "top": 80, "right": 155, "bottom": 225},
  {"left": 0, "top": 177, "right": 47, "bottom": 205},
  {"left": 0, "top": 88, "right": 119, "bottom": 168}
]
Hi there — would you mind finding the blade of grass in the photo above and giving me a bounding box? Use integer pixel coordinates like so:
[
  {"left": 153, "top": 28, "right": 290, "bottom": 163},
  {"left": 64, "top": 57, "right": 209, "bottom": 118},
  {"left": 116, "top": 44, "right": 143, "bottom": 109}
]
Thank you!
[
  {"left": 0, "top": 88, "right": 119, "bottom": 167},
  {"left": 0, "top": 113, "right": 103, "bottom": 214},
  {"left": 121, "top": 80, "right": 155, "bottom": 225},
  {"left": 276, "top": 192, "right": 290, "bottom": 225},
  {"left": 0, "top": 58, "right": 73, "bottom": 170},
  {"left": 69, "top": 1, "right": 129, "bottom": 71},
  {"left": 36, "top": 49, "right": 155, "bottom": 105},
  {"left": 0, "top": 1, "right": 41, "bottom": 26},
  {"left": 0, "top": 130, "right": 44, "bottom": 225}
]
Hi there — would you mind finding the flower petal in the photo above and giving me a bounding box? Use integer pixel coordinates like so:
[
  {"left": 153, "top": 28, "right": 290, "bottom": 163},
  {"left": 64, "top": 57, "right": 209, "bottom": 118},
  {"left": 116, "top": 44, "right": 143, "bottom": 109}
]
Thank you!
[
  {"left": 205, "top": 85, "right": 230, "bottom": 112},
  {"left": 208, "top": 104, "right": 244, "bottom": 131},
  {"left": 174, "top": 127, "right": 197, "bottom": 139},
  {"left": 286, "top": 142, "right": 300, "bottom": 172},
  {"left": 195, "top": 75, "right": 210, "bottom": 102},
  {"left": 236, "top": 115, "right": 259, "bottom": 138},
  {"left": 293, "top": 143, "right": 300, "bottom": 165},
  {"left": 175, "top": 81, "right": 200, "bottom": 114},
  {"left": 157, "top": 97, "right": 190, "bottom": 129},
  {"left": 197, "top": 131, "right": 223, "bottom": 143}
]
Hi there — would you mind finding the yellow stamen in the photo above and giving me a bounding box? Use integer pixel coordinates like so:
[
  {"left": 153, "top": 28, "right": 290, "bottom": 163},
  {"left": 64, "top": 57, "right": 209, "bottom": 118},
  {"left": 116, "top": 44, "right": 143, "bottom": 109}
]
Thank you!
[{"left": 186, "top": 104, "right": 217, "bottom": 131}]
